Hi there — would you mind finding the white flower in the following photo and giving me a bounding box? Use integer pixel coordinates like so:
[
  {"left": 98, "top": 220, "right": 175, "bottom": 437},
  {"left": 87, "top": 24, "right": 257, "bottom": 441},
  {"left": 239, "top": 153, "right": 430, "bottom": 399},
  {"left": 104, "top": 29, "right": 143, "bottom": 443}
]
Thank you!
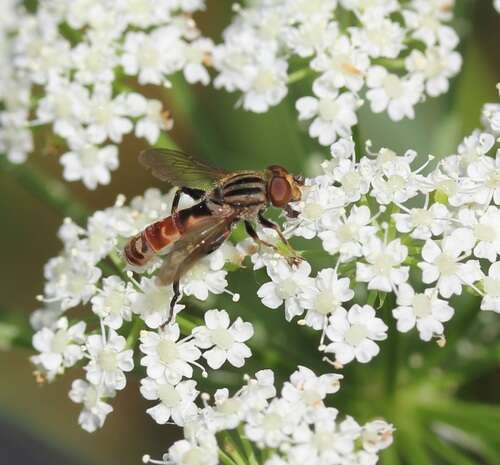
[
  {"left": 139, "top": 324, "right": 201, "bottom": 384},
  {"left": 405, "top": 46, "right": 461, "bottom": 97},
  {"left": 418, "top": 234, "right": 482, "bottom": 298},
  {"left": 91, "top": 276, "right": 133, "bottom": 329},
  {"left": 331, "top": 159, "right": 371, "bottom": 202},
  {"left": 182, "top": 38, "right": 213, "bottom": 85},
  {"left": 350, "top": 16, "right": 405, "bottom": 59},
  {"left": 85, "top": 329, "right": 134, "bottom": 390},
  {"left": 362, "top": 420, "right": 394, "bottom": 453},
  {"left": 31, "top": 317, "right": 86, "bottom": 378},
  {"left": 325, "top": 305, "right": 388, "bottom": 364},
  {"left": 167, "top": 438, "right": 218, "bottom": 465},
  {"left": 296, "top": 80, "right": 358, "bottom": 146},
  {"left": 319, "top": 205, "right": 377, "bottom": 261},
  {"left": 311, "top": 35, "right": 369, "bottom": 92},
  {"left": 245, "top": 398, "right": 298, "bottom": 448},
  {"left": 181, "top": 254, "right": 229, "bottom": 301},
  {"left": 291, "top": 182, "right": 346, "bottom": 239},
  {"left": 192, "top": 309, "right": 254, "bottom": 369},
  {"left": 393, "top": 203, "right": 450, "bottom": 240},
  {"left": 393, "top": 283, "right": 454, "bottom": 341},
  {"left": 242, "top": 54, "right": 288, "bottom": 113},
  {"left": 140, "top": 378, "right": 198, "bottom": 426},
  {"left": 131, "top": 277, "right": 183, "bottom": 329},
  {"left": 300, "top": 268, "right": 355, "bottom": 330},
  {"left": 481, "top": 262, "right": 500, "bottom": 313},
  {"left": 121, "top": 28, "right": 183, "bottom": 85},
  {"left": 366, "top": 66, "right": 423, "bottom": 121},
  {"left": 467, "top": 151, "right": 500, "bottom": 205},
  {"left": 356, "top": 238, "right": 409, "bottom": 292},
  {"left": 83, "top": 85, "right": 133, "bottom": 144},
  {"left": 43, "top": 256, "right": 101, "bottom": 310},
  {"left": 69, "top": 379, "right": 114, "bottom": 433},
  {"left": 257, "top": 260, "right": 313, "bottom": 321},
  {"left": 60, "top": 143, "right": 119, "bottom": 190},
  {"left": 458, "top": 207, "right": 500, "bottom": 262},
  {"left": 281, "top": 365, "right": 342, "bottom": 415}
]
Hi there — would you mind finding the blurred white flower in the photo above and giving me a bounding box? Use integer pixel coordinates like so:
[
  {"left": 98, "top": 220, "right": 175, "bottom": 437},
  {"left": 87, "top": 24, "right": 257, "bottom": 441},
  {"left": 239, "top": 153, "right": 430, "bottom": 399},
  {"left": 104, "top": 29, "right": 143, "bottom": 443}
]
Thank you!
[
  {"left": 31, "top": 317, "right": 86, "bottom": 379},
  {"left": 69, "top": 379, "right": 114, "bottom": 433}
]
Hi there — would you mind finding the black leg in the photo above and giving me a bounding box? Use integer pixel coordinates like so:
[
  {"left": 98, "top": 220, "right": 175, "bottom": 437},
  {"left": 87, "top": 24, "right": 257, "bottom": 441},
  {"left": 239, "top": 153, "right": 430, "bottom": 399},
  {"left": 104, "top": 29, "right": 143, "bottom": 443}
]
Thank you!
[
  {"left": 167, "top": 279, "right": 181, "bottom": 324},
  {"left": 171, "top": 187, "right": 206, "bottom": 215},
  {"left": 245, "top": 220, "right": 275, "bottom": 249},
  {"left": 258, "top": 211, "right": 291, "bottom": 246}
]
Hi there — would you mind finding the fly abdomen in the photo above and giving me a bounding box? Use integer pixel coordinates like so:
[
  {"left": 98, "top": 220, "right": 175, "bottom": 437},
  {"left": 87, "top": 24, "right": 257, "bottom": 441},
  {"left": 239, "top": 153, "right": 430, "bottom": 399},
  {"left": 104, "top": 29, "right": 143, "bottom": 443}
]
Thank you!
[{"left": 124, "top": 216, "right": 180, "bottom": 268}]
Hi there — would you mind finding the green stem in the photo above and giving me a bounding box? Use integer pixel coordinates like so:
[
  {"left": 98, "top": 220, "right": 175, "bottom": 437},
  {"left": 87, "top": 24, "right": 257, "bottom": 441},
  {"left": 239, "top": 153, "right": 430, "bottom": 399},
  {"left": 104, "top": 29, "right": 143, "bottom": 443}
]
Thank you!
[
  {"left": 287, "top": 67, "right": 315, "bottom": 84},
  {"left": 383, "top": 294, "right": 399, "bottom": 399},
  {"left": 0, "top": 156, "right": 88, "bottom": 224},
  {"left": 218, "top": 448, "right": 239, "bottom": 465},
  {"left": 126, "top": 317, "right": 145, "bottom": 349}
]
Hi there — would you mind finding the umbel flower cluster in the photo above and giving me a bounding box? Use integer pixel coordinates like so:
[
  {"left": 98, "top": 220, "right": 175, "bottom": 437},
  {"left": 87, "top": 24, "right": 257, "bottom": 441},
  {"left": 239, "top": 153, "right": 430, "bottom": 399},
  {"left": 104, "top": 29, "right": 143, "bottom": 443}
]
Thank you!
[
  {"left": 31, "top": 81, "right": 499, "bottom": 454},
  {"left": 142, "top": 367, "right": 394, "bottom": 465},
  {"left": 1, "top": 0, "right": 462, "bottom": 186}
]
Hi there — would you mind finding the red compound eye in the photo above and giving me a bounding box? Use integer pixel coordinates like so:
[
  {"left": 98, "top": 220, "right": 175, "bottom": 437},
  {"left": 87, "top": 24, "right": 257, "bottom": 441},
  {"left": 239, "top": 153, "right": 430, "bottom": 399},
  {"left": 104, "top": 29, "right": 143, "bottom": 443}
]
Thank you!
[{"left": 269, "top": 176, "right": 292, "bottom": 207}]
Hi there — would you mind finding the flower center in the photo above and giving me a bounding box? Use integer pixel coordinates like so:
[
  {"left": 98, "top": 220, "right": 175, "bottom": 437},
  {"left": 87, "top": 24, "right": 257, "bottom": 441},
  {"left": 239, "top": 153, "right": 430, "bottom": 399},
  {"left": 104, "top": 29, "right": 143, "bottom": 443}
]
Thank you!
[
  {"left": 211, "top": 328, "right": 234, "bottom": 350},
  {"left": 411, "top": 208, "right": 433, "bottom": 227},
  {"left": 314, "top": 431, "right": 334, "bottom": 451},
  {"left": 342, "top": 171, "right": 361, "bottom": 192},
  {"left": 386, "top": 174, "right": 406, "bottom": 192},
  {"left": 98, "top": 348, "right": 118, "bottom": 372},
  {"left": 182, "top": 447, "right": 205, "bottom": 465},
  {"left": 474, "top": 223, "right": 496, "bottom": 242},
  {"left": 487, "top": 169, "right": 500, "bottom": 189},
  {"left": 383, "top": 74, "right": 404, "bottom": 99},
  {"left": 372, "top": 253, "right": 395, "bottom": 276},
  {"left": 263, "top": 413, "right": 283, "bottom": 432},
  {"left": 80, "top": 146, "right": 99, "bottom": 168},
  {"left": 303, "top": 202, "right": 324, "bottom": 220},
  {"left": 278, "top": 280, "right": 298, "bottom": 299},
  {"left": 253, "top": 70, "right": 277, "bottom": 93},
  {"left": 218, "top": 398, "right": 242, "bottom": 415},
  {"left": 185, "top": 46, "right": 204, "bottom": 64},
  {"left": 412, "top": 293, "right": 432, "bottom": 317},
  {"left": 318, "top": 98, "right": 340, "bottom": 121},
  {"left": 50, "top": 329, "right": 69, "bottom": 353},
  {"left": 158, "top": 383, "right": 181, "bottom": 408},
  {"left": 157, "top": 339, "right": 179, "bottom": 364},
  {"left": 104, "top": 290, "right": 126, "bottom": 315},
  {"left": 345, "top": 324, "right": 369, "bottom": 346},
  {"left": 337, "top": 223, "right": 357, "bottom": 242},
  {"left": 484, "top": 276, "right": 500, "bottom": 298},
  {"left": 83, "top": 385, "right": 99, "bottom": 408},
  {"left": 314, "top": 290, "right": 336, "bottom": 315},
  {"left": 435, "top": 253, "right": 458, "bottom": 276}
]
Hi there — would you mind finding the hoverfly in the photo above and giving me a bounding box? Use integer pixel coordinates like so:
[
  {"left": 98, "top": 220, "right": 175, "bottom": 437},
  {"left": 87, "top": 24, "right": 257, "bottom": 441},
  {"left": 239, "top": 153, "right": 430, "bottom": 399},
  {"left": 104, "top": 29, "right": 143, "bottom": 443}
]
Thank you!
[{"left": 124, "top": 148, "right": 304, "bottom": 319}]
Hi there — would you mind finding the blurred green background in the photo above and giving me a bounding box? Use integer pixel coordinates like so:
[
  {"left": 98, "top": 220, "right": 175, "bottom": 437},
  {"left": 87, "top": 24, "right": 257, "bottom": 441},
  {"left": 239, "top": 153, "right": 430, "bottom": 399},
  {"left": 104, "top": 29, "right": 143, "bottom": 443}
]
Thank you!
[{"left": 1, "top": 1, "right": 499, "bottom": 464}]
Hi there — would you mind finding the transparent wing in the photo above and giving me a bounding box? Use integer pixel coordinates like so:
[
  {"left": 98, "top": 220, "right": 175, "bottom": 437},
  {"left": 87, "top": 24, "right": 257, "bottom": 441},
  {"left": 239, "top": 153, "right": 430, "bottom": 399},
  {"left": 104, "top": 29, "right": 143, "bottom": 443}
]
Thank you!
[
  {"left": 156, "top": 215, "right": 234, "bottom": 286},
  {"left": 139, "top": 148, "right": 228, "bottom": 190}
]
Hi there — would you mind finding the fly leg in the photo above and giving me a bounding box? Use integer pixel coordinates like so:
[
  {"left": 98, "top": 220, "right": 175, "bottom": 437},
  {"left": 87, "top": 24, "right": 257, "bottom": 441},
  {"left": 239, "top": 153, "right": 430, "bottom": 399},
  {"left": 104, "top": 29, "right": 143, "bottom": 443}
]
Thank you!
[
  {"left": 258, "top": 212, "right": 302, "bottom": 266},
  {"left": 245, "top": 220, "right": 302, "bottom": 266},
  {"left": 165, "top": 228, "right": 230, "bottom": 324},
  {"left": 171, "top": 187, "right": 206, "bottom": 215},
  {"left": 166, "top": 279, "right": 181, "bottom": 325}
]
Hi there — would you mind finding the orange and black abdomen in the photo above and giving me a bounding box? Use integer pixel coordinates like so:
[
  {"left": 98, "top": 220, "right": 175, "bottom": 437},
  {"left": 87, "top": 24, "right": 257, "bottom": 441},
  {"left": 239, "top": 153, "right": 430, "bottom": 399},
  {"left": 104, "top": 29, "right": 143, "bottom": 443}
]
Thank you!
[
  {"left": 124, "top": 201, "right": 213, "bottom": 268},
  {"left": 124, "top": 216, "right": 181, "bottom": 267}
]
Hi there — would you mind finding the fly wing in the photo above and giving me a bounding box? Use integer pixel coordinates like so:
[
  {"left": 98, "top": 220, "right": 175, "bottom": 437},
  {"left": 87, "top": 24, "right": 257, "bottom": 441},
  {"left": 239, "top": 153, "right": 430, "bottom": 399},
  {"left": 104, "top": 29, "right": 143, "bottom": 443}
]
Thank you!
[
  {"left": 156, "top": 214, "right": 235, "bottom": 286},
  {"left": 139, "top": 148, "right": 229, "bottom": 190}
]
